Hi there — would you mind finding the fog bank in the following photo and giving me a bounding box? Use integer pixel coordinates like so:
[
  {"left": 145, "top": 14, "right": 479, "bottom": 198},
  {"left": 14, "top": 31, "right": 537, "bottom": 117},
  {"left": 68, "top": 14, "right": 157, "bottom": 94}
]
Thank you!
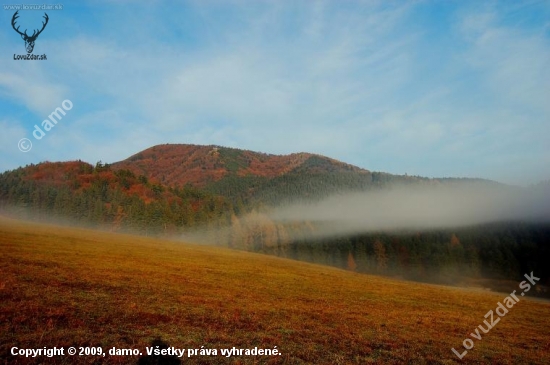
[{"left": 267, "top": 183, "right": 550, "bottom": 238}]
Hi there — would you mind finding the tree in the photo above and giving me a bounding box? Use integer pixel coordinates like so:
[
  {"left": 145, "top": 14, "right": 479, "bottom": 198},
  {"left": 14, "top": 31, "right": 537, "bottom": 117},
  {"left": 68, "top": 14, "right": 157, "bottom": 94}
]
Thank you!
[
  {"left": 347, "top": 251, "right": 357, "bottom": 271},
  {"left": 373, "top": 239, "right": 387, "bottom": 273},
  {"left": 450, "top": 233, "right": 461, "bottom": 247},
  {"left": 397, "top": 245, "right": 410, "bottom": 273}
]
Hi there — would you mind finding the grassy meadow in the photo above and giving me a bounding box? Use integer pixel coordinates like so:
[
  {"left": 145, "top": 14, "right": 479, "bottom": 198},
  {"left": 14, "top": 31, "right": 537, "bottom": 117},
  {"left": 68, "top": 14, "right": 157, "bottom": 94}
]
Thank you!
[{"left": 1, "top": 216, "right": 549, "bottom": 364}]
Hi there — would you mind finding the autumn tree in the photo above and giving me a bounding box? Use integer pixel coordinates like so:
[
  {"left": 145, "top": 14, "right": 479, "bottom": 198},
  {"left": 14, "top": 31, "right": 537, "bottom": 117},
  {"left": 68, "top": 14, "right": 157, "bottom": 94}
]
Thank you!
[
  {"left": 347, "top": 251, "right": 357, "bottom": 271},
  {"left": 450, "top": 233, "right": 461, "bottom": 247}
]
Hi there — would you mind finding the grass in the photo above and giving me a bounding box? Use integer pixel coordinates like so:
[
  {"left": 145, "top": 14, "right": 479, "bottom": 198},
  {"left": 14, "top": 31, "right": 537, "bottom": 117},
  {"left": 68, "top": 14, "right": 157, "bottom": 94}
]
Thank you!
[{"left": 1, "top": 216, "right": 549, "bottom": 364}]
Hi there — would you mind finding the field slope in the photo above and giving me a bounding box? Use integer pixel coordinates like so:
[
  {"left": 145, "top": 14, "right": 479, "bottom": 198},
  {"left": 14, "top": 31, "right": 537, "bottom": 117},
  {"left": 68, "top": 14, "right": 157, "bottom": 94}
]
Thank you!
[{"left": 1, "top": 217, "right": 549, "bottom": 364}]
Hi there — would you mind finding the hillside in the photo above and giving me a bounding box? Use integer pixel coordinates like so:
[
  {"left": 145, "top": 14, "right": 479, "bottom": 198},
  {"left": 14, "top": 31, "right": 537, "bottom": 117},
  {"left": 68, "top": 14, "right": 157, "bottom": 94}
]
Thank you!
[
  {"left": 110, "top": 144, "right": 497, "bottom": 205},
  {"left": 0, "top": 144, "right": 497, "bottom": 217},
  {"left": 110, "top": 144, "right": 379, "bottom": 204},
  {"left": 1, "top": 216, "right": 549, "bottom": 364},
  {"left": 0, "top": 144, "right": 447, "bottom": 231},
  {"left": 111, "top": 144, "right": 368, "bottom": 187},
  {"left": 0, "top": 160, "right": 231, "bottom": 234}
]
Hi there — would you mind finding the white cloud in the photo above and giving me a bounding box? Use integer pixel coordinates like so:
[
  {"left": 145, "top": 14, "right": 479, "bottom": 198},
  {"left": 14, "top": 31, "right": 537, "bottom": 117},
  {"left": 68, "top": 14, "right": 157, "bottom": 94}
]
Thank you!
[{"left": 0, "top": 71, "right": 69, "bottom": 115}]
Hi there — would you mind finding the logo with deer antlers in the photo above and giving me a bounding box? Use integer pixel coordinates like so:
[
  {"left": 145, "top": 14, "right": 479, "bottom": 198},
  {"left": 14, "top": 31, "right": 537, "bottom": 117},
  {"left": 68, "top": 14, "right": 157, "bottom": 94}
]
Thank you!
[{"left": 11, "top": 11, "right": 49, "bottom": 54}]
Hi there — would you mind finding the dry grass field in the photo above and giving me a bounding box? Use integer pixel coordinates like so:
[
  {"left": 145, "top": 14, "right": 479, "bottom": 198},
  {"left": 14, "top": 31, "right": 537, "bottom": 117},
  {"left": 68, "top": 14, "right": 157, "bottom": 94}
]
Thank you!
[{"left": 1, "top": 216, "right": 549, "bottom": 364}]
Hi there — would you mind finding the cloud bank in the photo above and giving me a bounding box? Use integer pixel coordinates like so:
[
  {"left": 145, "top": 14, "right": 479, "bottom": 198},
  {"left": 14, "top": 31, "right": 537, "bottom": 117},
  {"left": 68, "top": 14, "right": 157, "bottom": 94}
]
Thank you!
[{"left": 268, "top": 183, "right": 550, "bottom": 239}]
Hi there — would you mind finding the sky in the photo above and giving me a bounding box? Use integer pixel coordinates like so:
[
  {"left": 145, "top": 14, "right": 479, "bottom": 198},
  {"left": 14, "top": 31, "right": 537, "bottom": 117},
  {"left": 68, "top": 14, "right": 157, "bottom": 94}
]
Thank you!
[{"left": 0, "top": 0, "right": 549, "bottom": 185}]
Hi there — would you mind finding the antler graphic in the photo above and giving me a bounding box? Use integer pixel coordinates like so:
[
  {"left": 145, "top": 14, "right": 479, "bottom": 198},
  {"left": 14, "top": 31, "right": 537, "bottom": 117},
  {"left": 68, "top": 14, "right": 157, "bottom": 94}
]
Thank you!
[
  {"left": 31, "top": 13, "right": 49, "bottom": 39},
  {"left": 11, "top": 11, "right": 49, "bottom": 54},
  {"left": 11, "top": 11, "right": 26, "bottom": 37}
]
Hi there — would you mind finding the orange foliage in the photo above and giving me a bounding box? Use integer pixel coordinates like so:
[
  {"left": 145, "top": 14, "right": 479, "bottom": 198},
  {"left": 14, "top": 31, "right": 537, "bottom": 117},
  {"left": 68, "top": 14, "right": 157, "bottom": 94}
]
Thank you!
[{"left": 110, "top": 144, "right": 369, "bottom": 188}]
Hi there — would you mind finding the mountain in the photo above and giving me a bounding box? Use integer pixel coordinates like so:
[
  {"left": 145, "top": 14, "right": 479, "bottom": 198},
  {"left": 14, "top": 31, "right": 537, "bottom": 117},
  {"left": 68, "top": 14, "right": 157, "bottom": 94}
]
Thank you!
[
  {"left": 0, "top": 142, "right": 490, "bottom": 241},
  {"left": 0, "top": 143, "right": 499, "bottom": 226},
  {"left": 111, "top": 144, "right": 367, "bottom": 184},
  {"left": 108, "top": 144, "right": 374, "bottom": 204},
  {"left": 110, "top": 144, "right": 496, "bottom": 205},
  {"left": 0, "top": 143, "right": 405, "bottom": 232}
]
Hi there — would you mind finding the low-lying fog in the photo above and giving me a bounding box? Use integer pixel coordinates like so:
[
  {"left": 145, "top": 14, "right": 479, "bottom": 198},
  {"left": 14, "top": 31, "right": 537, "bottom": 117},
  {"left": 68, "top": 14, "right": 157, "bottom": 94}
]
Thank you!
[{"left": 266, "top": 183, "right": 550, "bottom": 239}]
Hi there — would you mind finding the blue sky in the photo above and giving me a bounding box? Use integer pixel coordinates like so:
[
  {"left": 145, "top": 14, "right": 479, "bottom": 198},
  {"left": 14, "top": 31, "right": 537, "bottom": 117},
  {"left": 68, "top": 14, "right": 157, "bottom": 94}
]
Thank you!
[{"left": 1, "top": 0, "right": 549, "bottom": 185}]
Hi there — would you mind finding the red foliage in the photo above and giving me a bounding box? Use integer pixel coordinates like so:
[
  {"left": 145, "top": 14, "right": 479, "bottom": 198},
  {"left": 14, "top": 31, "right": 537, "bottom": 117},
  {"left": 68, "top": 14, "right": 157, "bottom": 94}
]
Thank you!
[{"left": 111, "top": 144, "right": 368, "bottom": 188}]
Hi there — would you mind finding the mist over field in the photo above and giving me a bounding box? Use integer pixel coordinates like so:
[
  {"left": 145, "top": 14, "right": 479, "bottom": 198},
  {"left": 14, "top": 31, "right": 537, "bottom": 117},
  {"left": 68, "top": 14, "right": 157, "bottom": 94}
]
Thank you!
[{"left": 267, "top": 183, "right": 550, "bottom": 239}]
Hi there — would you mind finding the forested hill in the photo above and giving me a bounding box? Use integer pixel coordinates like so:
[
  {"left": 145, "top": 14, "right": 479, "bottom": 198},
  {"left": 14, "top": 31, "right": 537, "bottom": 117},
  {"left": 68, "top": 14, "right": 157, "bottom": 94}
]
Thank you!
[
  {"left": 110, "top": 143, "right": 377, "bottom": 204},
  {"left": 110, "top": 144, "right": 496, "bottom": 204},
  {"left": 0, "top": 143, "right": 502, "bottom": 226},
  {"left": 111, "top": 144, "right": 368, "bottom": 187},
  {"left": 0, "top": 160, "right": 231, "bottom": 233}
]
